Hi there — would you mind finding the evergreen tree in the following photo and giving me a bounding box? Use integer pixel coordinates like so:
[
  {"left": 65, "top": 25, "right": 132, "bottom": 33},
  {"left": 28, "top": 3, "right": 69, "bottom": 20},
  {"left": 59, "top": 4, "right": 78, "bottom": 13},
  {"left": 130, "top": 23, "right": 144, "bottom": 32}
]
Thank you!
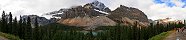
[
  {"left": 184, "top": 20, "right": 186, "bottom": 26},
  {"left": 12, "top": 17, "right": 18, "bottom": 35},
  {"left": 1, "top": 11, "right": 5, "bottom": 32},
  {"left": 0, "top": 19, "right": 1, "bottom": 31},
  {"left": 8, "top": 12, "right": 13, "bottom": 33},
  {"left": 21, "top": 17, "right": 27, "bottom": 39},
  {"left": 18, "top": 16, "right": 24, "bottom": 39},
  {"left": 33, "top": 17, "right": 41, "bottom": 40},
  {"left": 24, "top": 17, "right": 33, "bottom": 40}
]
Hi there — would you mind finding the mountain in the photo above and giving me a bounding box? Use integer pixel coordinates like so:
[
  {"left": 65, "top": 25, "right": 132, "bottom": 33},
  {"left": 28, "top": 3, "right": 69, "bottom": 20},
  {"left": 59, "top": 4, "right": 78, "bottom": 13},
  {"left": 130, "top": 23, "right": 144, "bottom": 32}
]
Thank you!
[
  {"left": 45, "top": 1, "right": 111, "bottom": 19},
  {"left": 21, "top": 15, "right": 57, "bottom": 27},
  {"left": 107, "top": 5, "right": 149, "bottom": 26},
  {"left": 83, "top": 1, "right": 111, "bottom": 12},
  {"left": 44, "top": 1, "right": 149, "bottom": 28},
  {"left": 57, "top": 16, "right": 116, "bottom": 30}
]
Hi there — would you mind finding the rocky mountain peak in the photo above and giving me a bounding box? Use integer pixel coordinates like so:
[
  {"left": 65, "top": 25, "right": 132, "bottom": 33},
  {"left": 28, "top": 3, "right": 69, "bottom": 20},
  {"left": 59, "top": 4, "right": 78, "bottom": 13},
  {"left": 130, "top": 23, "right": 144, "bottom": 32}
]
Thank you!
[
  {"left": 107, "top": 5, "right": 149, "bottom": 26},
  {"left": 21, "top": 15, "right": 57, "bottom": 27},
  {"left": 45, "top": 1, "right": 111, "bottom": 19},
  {"left": 44, "top": 1, "right": 150, "bottom": 27},
  {"left": 83, "top": 1, "right": 111, "bottom": 12},
  {"left": 90, "top": 1, "right": 106, "bottom": 10}
]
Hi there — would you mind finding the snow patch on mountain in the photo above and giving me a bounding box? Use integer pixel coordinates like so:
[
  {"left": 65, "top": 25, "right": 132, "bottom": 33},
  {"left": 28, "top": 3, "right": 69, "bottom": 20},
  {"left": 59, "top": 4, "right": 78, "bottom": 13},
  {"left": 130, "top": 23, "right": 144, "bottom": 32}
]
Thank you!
[
  {"left": 94, "top": 9, "right": 109, "bottom": 14},
  {"left": 91, "top": 1, "right": 107, "bottom": 10}
]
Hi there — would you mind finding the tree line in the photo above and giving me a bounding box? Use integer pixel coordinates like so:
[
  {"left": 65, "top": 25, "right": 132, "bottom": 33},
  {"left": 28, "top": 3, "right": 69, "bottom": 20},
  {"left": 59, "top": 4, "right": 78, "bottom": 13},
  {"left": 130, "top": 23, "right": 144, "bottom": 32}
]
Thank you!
[
  {"left": 40, "top": 21, "right": 185, "bottom": 40},
  {"left": 0, "top": 11, "right": 185, "bottom": 40},
  {"left": 0, "top": 11, "right": 41, "bottom": 40}
]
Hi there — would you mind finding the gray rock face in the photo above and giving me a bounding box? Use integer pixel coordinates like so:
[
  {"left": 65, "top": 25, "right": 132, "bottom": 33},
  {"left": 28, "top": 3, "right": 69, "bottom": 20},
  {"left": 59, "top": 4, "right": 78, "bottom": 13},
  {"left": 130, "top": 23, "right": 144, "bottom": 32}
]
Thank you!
[
  {"left": 21, "top": 15, "right": 57, "bottom": 26},
  {"left": 84, "top": 1, "right": 111, "bottom": 12},
  {"left": 107, "top": 5, "right": 149, "bottom": 23},
  {"left": 45, "top": 1, "right": 111, "bottom": 19},
  {"left": 91, "top": 1, "right": 106, "bottom": 10},
  {"left": 44, "top": 1, "right": 149, "bottom": 27}
]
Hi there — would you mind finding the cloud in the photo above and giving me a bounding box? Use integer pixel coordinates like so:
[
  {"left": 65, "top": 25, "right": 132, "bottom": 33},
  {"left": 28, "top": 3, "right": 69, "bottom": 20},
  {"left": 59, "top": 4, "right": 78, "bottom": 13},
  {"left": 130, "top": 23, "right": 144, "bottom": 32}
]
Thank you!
[
  {"left": 101, "top": 0, "right": 186, "bottom": 20},
  {"left": 181, "top": 0, "right": 186, "bottom": 8},
  {"left": 107, "top": 0, "right": 186, "bottom": 20},
  {"left": 148, "top": 4, "right": 186, "bottom": 20},
  {"left": 153, "top": 0, "right": 186, "bottom": 7},
  {"left": 0, "top": 0, "right": 95, "bottom": 17},
  {"left": 146, "top": 0, "right": 186, "bottom": 20},
  {"left": 0, "top": 0, "right": 185, "bottom": 20}
]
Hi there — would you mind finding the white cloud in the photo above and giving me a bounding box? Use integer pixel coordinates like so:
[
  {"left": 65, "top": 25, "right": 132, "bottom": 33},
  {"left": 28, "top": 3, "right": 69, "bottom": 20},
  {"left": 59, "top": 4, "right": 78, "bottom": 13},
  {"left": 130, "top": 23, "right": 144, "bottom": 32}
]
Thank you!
[
  {"left": 172, "top": 0, "right": 185, "bottom": 7},
  {"left": 103, "top": 0, "right": 186, "bottom": 20},
  {"left": 0, "top": 0, "right": 185, "bottom": 20},
  {"left": 145, "top": 0, "right": 186, "bottom": 20},
  {"left": 0, "top": 0, "right": 95, "bottom": 17}
]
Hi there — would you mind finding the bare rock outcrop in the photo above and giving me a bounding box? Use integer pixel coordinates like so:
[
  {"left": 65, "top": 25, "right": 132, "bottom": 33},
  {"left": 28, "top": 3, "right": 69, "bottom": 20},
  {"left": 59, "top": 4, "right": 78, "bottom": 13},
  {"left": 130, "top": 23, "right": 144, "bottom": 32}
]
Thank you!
[
  {"left": 107, "top": 5, "right": 149, "bottom": 26},
  {"left": 57, "top": 16, "right": 116, "bottom": 30}
]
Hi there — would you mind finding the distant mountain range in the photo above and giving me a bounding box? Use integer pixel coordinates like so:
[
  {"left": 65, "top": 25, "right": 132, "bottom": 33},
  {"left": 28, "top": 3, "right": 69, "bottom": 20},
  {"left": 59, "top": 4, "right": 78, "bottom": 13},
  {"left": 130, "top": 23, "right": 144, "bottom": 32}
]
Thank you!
[{"left": 21, "top": 15, "right": 57, "bottom": 27}]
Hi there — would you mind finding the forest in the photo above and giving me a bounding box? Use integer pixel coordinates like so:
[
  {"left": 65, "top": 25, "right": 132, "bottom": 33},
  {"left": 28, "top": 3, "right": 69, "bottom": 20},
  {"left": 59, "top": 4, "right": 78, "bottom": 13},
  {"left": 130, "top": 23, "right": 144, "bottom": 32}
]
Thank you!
[{"left": 0, "top": 11, "right": 185, "bottom": 40}]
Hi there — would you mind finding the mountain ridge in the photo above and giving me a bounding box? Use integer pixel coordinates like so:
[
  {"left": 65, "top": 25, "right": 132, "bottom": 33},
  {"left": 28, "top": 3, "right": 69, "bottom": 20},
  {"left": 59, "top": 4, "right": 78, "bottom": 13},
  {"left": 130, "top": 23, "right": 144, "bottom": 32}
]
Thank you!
[{"left": 43, "top": 1, "right": 149, "bottom": 28}]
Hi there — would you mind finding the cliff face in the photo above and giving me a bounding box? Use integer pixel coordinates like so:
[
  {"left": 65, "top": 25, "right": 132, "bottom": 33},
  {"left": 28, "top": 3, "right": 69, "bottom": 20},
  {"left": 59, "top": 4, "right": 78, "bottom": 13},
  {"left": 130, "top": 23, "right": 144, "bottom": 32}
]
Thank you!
[
  {"left": 107, "top": 5, "right": 149, "bottom": 26},
  {"left": 108, "top": 5, "right": 149, "bottom": 23}
]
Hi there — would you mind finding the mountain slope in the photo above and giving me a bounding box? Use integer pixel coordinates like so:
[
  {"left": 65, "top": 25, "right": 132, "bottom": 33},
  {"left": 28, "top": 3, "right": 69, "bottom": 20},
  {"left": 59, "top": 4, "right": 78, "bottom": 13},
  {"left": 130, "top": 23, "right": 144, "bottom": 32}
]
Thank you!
[
  {"left": 44, "top": 1, "right": 149, "bottom": 27},
  {"left": 57, "top": 16, "right": 116, "bottom": 30},
  {"left": 107, "top": 5, "right": 149, "bottom": 26},
  {"left": 108, "top": 5, "right": 149, "bottom": 23}
]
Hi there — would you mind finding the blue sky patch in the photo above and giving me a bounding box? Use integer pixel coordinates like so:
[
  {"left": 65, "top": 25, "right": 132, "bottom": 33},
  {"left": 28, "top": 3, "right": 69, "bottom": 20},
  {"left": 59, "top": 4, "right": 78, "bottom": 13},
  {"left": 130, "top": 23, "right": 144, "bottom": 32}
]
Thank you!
[
  {"left": 166, "top": 2, "right": 176, "bottom": 7},
  {"left": 181, "top": 0, "right": 186, "bottom": 8},
  {"left": 181, "top": 0, "right": 186, "bottom": 3},
  {"left": 154, "top": 0, "right": 165, "bottom": 4},
  {"left": 182, "top": 4, "right": 186, "bottom": 8},
  {"left": 154, "top": 0, "right": 175, "bottom": 7},
  {"left": 153, "top": 0, "right": 186, "bottom": 8}
]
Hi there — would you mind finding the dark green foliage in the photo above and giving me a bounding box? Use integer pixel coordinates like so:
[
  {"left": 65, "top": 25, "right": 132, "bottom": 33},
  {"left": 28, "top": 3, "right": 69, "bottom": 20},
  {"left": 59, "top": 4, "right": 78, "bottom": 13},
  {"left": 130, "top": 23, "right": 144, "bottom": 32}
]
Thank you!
[
  {"left": 8, "top": 12, "right": 13, "bottom": 34},
  {"left": 1, "top": 11, "right": 7, "bottom": 33},
  {"left": 12, "top": 17, "right": 18, "bottom": 35},
  {"left": 37, "top": 22, "right": 181, "bottom": 40},
  {"left": 0, "top": 11, "right": 185, "bottom": 40},
  {"left": 24, "top": 17, "right": 33, "bottom": 40},
  {"left": 33, "top": 17, "right": 42, "bottom": 40},
  {"left": 184, "top": 20, "right": 186, "bottom": 26},
  {"left": 18, "top": 16, "right": 24, "bottom": 39}
]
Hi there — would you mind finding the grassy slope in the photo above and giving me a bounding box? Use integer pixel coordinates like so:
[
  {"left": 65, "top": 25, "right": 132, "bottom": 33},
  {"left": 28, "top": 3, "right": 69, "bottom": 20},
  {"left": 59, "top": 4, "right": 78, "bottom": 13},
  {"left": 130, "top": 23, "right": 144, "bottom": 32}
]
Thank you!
[
  {"left": 148, "top": 30, "right": 174, "bottom": 40},
  {"left": 0, "top": 32, "right": 21, "bottom": 40}
]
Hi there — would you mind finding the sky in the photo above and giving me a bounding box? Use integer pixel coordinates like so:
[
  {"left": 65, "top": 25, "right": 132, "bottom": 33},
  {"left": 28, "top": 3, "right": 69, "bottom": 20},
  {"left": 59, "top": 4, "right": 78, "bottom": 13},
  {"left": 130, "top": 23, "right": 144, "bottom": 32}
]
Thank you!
[{"left": 0, "top": 0, "right": 186, "bottom": 20}]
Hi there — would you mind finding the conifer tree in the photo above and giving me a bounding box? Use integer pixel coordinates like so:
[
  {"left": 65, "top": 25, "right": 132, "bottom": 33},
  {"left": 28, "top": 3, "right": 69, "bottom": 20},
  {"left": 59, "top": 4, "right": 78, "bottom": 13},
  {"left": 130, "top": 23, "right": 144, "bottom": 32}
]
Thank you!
[
  {"left": 24, "top": 17, "right": 33, "bottom": 40},
  {"left": 18, "top": 16, "right": 24, "bottom": 39},
  {"left": 12, "top": 17, "right": 18, "bottom": 35},
  {"left": 1, "top": 11, "right": 6, "bottom": 32},
  {"left": 0, "top": 19, "right": 1, "bottom": 31},
  {"left": 33, "top": 17, "right": 41, "bottom": 40},
  {"left": 22, "top": 18, "right": 27, "bottom": 39},
  {"left": 8, "top": 12, "right": 13, "bottom": 33},
  {"left": 184, "top": 20, "right": 186, "bottom": 26}
]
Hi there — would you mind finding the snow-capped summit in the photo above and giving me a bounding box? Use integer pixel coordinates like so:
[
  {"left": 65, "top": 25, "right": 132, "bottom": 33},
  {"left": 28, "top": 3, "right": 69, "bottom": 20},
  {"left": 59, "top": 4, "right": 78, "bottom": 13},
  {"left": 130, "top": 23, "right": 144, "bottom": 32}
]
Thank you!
[
  {"left": 44, "top": 1, "right": 111, "bottom": 18},
  {"left": 84, "top": 1, "right": 111, "bottom": 12},
  {"left": 91, "top": 1, "right": 106, "bottom": 10}
]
